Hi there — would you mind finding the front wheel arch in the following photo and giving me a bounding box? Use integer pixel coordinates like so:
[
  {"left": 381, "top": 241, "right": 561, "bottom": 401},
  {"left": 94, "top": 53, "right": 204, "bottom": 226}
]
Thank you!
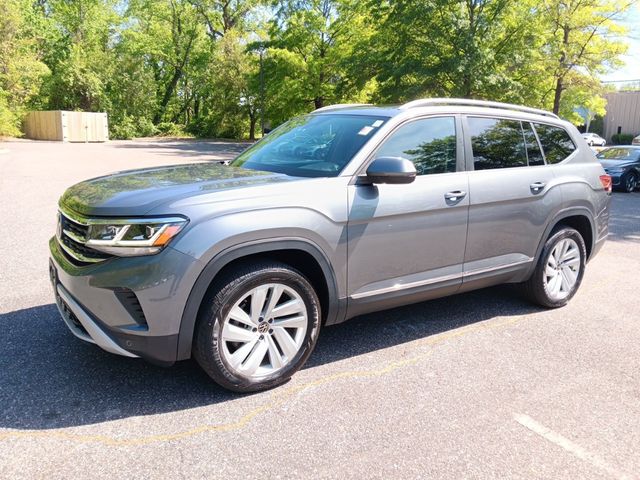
[{"left": 176, "top": 239, "right": 340, "bottom": 361}]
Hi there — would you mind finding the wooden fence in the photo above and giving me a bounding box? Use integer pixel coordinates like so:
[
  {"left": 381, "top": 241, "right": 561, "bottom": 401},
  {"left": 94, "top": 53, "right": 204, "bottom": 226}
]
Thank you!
[{"left": 23, "top": 111, "right": 109, "bottom": 142}]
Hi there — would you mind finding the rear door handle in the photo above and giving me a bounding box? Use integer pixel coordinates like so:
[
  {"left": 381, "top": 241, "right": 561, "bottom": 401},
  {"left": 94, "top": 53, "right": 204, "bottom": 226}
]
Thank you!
[
  {"left": 530, "top": 182, "right": 546, "bottom": 193},
  {"left": 444, "top": 190, "right": 467, "bottom": 202}
]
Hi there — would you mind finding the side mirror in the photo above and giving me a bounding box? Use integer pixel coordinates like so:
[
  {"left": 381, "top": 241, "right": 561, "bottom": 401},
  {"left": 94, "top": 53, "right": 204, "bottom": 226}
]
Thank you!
[{"left": 362, "top": 156, "right": 417, "bottom": 185}]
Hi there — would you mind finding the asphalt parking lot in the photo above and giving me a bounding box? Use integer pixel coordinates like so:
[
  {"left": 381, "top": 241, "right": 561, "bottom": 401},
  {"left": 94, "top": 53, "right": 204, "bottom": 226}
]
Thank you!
[{"left": 1, "top": 139, "right": 639, "bottom": 479}]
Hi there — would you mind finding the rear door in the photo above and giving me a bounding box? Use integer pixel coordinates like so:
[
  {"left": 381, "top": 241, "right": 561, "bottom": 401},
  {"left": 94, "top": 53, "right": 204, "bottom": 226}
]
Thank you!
[
  {"left": 462, "top": 116, "right": 561, "bottom": 283},
  {"left": 347, "top": 116, "right": 469, "bottom": 314}
]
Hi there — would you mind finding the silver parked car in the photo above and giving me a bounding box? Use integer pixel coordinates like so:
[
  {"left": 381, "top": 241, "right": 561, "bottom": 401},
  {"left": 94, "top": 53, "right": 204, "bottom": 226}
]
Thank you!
[
  {"left": 582, "top": 132, "right": 606, "bottom": 146},
  {"left": 50, "top": 98, "right": 612, "bottom": 392}
]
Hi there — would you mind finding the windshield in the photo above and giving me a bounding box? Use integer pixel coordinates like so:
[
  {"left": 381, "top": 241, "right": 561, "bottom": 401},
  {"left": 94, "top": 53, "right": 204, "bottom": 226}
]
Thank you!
[
  {"left": 597, "top": 148, "right": 640, "bottom": 161},
  {"left": 231, "top": 114, "right": 388, "bottom": 177}
]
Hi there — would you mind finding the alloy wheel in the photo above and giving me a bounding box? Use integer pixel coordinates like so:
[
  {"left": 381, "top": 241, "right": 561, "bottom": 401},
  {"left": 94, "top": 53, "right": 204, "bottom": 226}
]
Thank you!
[
  {"left": 625, "top": 174, "right": 637, "bottom": 192},
  {"left": 543, "top": 238, "right": 581, "bottom": 301},
  {"left": 220, "top": 283, "right": 308, "bottom": 379}
]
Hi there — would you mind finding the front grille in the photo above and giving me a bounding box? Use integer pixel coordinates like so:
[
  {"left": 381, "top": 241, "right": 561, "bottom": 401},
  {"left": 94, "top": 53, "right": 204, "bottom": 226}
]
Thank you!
[
  {"left": 60, "top": 213, "right": 88, "bottom": 240},
  {"left": 57, "top": 210, "right": 113, "bottom": 266}
]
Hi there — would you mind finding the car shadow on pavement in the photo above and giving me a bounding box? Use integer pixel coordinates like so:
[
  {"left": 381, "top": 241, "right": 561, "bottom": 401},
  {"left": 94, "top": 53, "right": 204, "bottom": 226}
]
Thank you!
[{"left": 0, "top": 285, "right": 540, "bottom": 430}]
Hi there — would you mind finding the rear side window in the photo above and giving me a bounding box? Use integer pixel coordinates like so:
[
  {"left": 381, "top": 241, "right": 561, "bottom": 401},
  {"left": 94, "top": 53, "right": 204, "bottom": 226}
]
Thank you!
[
  {"left": 468, "top": 117, "right": 527, "bottom": 170},
  {"left": 533, "top": 123, "right": 576, "bottom": 164},
  {"left": 375, "top": 116, "right": 457, "bottom": 175}
]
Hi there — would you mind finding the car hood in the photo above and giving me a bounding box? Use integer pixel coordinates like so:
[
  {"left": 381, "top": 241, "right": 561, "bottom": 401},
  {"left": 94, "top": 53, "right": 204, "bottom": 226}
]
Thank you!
[
  {"left": 598, "top": 159, "right": 636, "bottom": 170},
  {"left": 59, "top": 163, "right": 295, "bottom": 216}
]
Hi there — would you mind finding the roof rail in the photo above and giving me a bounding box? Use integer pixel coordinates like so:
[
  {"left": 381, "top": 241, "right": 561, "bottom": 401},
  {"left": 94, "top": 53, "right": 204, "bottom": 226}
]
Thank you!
[
  {"left": 313, "top": 103, "right": 371, "bottom": 113},
  {"left": 399, "top": 98, "right": 559, "bottom": 119}
]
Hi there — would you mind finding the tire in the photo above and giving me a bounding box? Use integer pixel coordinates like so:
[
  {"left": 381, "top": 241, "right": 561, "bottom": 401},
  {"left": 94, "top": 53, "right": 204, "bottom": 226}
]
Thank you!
[
  {"left": 193, "top": 261, "right": 321, "bottom": 393},
  {"left": 622, "top": 172, "right": 638, "bottom": 193},
  {"left": 519, "top": 227, "right": 586, "bottom": 308}
]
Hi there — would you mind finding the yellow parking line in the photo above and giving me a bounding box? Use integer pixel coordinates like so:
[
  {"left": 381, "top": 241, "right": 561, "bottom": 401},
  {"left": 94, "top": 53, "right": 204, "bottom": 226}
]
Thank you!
[{"left": 0, "top": 315, "right": 525, "bottom": 446}]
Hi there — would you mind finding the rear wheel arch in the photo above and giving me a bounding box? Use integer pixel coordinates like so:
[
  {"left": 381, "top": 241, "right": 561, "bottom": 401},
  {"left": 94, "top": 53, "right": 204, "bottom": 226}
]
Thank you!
[
  {"left": 176, "top": 239, "right": 340, "bottom": 361},
  {"left": 534, "top": 210, "right": 595, "bottom": 265}
]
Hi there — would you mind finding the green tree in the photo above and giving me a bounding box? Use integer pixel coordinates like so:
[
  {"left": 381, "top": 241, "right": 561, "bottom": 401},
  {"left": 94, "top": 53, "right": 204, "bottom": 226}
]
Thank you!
[
  {"left": 266, "top": 0, "right": 374, "bottom": 116},
  {"left": 0, "top": 0, "right": 50, "bottom": 136},
  {"left": 359, "top": 0, "right": 546, "bottom": 103},
  {"left": 42, "top": 0, "right": 119, "bottom": 111},
  {"left": 536, "top": 0, "right": 632, "bottom": 116}
]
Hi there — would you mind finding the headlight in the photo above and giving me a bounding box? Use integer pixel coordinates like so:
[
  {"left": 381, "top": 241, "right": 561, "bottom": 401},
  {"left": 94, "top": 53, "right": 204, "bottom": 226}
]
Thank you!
[{"left": 86, "top": 217, "right": 188, "bottom": 256}]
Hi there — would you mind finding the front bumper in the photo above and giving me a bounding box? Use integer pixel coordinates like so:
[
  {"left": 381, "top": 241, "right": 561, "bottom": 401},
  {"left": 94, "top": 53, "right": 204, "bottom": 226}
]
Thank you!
[
  {"left": 49, "top": 236, "right": 201, "bottom": 365},
  {"left": 54, "top": 281, "right": 138, "bottom": 358}
]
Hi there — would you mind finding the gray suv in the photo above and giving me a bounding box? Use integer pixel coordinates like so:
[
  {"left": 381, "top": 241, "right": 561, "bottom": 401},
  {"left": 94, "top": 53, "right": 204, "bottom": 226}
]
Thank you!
[{"left": 50, "top": 98, "right": 612, "bottom": 392}]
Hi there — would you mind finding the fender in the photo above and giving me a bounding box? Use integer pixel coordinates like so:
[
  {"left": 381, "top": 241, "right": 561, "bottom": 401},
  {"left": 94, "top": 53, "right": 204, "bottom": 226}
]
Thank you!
[
  {"left": 526, "top": 206, "right": 596, "bottom": 278},
  {"left": 175, "top": 238, "right": 342, "bottom": 361}
]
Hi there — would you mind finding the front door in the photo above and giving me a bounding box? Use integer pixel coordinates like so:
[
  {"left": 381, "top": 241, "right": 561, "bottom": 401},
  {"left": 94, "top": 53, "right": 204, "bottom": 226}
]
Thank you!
[{"left": 347, "top": 116, "right": 469, "bottom": 315}]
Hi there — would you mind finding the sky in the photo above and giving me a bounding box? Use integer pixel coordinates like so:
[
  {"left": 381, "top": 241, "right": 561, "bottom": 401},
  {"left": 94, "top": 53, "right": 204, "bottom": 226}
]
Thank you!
[{"left": 601, "top": 4, "right": 640, "bottom": 83}]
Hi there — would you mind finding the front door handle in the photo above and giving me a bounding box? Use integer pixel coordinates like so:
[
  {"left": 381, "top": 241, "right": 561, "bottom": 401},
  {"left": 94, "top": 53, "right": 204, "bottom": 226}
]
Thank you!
[
  {"left": 444, "top": 190, "right": 467, "bottom": 202},
  {"left": 530, "top": 182, "right": 546, "bottom": 193}
]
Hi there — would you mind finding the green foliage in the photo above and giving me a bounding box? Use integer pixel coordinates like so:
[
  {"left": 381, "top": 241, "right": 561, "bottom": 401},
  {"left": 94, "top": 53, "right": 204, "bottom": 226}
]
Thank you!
[
  {"left": 110, "top": 115, "right": 159, "bottom": 139},
  {"left": 611, "top": 133, "right": 634, "bottom": 145},
  {"left": 156, "top": 122, "right": 192, "bottom": 137},
  {"left": 589, "top": 115, "right": 604, "bottom": 136},
  {"left": 0, "top": 90, "right": 21, "bottom": 137},
  {"left": 0, "top": 0, "right": 634, "bottom": 140},
  {"left": 0, "top": 0, "right": 50, "bottom": 135}
]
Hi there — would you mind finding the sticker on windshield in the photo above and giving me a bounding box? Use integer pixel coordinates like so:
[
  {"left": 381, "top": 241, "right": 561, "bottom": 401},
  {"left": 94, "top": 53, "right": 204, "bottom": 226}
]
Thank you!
[
  {"left": 371, "top": 120, "right": 384, "bottom": 128},
  {"left": 358, "top": 126, "right": 375, "bottom": 136}
]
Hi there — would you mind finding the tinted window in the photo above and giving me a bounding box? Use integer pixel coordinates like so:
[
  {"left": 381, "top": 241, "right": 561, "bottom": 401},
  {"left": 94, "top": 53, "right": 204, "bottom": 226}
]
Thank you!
[
  {"left": 468, "top": 117, "right": 527, "bottom": 170},
  {"left": 375, "top": 117, "right": 456, "bottom": 175},
  {"left": 534, "top": 123, "right": 576, "bottom": 164},
  {"left": 231, "top": 114, "right": 388, "bottom": 177},
  {"left": 524, "top": 122, "right": 545, "bottom": 166}
]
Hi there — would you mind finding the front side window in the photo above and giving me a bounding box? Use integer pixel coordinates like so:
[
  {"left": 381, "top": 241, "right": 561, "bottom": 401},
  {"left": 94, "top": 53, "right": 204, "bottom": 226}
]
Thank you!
[
  {"left": 468, "top": 117, "right": 527, "bottom": 170},
  {"left": 534, "top": 123, "right": 576, "bottom": 164},
  {"left": 375, "top": 117, "right": 457, "bottom": 175},
  {"left": 232, "top": 114, "right": 388, "bottom": 177}
]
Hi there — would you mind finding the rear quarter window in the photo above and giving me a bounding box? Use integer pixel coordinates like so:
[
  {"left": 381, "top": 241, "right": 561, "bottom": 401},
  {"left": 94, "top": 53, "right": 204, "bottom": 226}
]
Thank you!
[{"left": 534, "top": 123, "right": 576, "bottom": 164}]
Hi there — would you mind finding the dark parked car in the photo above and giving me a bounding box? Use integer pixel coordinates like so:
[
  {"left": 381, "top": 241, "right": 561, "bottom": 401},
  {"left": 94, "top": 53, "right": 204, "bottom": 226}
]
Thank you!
[{"left": 597, "top": 146, "right": 640, "bottom": 192}]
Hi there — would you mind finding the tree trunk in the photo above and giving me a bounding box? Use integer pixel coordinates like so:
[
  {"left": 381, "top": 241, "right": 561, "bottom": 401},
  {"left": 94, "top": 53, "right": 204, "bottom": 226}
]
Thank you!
[
  {"left": 553, "top": 25, "right": 571, "bottom": 115},
  {"left": 552, "top": 77, "right": 563, "bottom": 115},
  {"left": 154, "top": 67, "right": 182, "bottom": 124},
  {"left": 249, "top": 111, "right": 256, "bottom": 140}
]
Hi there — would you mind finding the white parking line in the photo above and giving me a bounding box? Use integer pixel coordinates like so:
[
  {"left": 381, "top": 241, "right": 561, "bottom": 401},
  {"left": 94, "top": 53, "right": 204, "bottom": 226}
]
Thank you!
[{"left": 513, "top": 413, "right": 636, "bottom": 480}]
